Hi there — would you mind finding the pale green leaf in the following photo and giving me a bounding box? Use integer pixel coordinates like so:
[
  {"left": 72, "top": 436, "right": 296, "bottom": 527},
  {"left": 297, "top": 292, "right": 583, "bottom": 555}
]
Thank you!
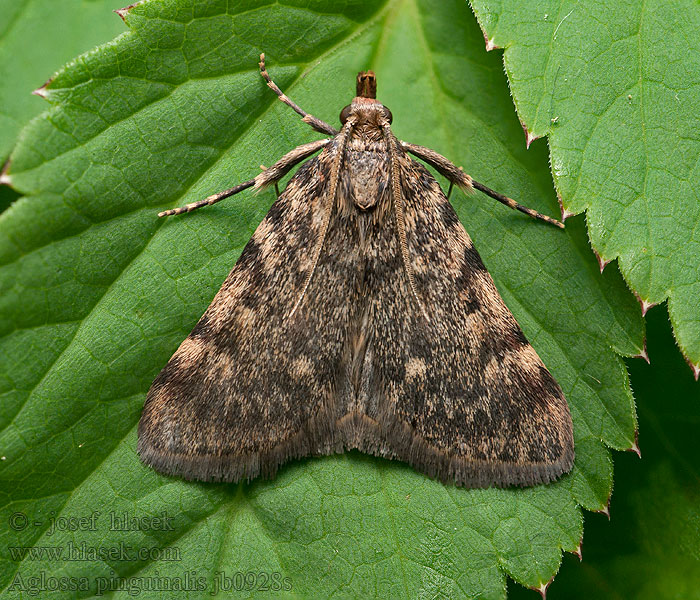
[{"left": 471, "top": 0, "right": 700, "bottom": 372}]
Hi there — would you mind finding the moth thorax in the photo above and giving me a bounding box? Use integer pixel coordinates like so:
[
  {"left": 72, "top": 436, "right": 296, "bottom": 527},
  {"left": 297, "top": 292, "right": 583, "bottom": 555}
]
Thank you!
[{"left": 343, "top": 140, "right": 390, "bottom": 212}]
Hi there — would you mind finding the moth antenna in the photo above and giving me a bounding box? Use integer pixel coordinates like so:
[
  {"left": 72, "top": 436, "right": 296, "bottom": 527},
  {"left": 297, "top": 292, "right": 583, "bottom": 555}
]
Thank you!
[
  {"left": 259, "top": 53, "right": 339, "bottom": 137},
  {"left": 288, "top": 119, "right": 353, "bottom": 319},
  {"left": 385, "top": 126, "right": 429, "bottom": 321}
]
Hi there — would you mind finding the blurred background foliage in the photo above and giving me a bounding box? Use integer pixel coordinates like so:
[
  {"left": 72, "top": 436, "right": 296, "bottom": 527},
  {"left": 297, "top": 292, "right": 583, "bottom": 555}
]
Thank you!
[{"left": 512, "top": 306, "right": 700, "bottom": 599}]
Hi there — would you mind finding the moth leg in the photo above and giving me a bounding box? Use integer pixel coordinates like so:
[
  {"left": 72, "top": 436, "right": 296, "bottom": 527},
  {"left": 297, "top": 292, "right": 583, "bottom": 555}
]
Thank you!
[
  {"left": 259, "top": 53, "right": 339, "bottom": 137},
  {"left": 159, "top": 138, "right": 330, "bottom": 218},
  {"left": 253, "top": 138, "right": 331, "bottom": 190},
  {"left": 158, "top": 180, "right": 255, "bottom": 218},
  {"left": 401, "top": 141, "right": 564, "bottom": 229}
]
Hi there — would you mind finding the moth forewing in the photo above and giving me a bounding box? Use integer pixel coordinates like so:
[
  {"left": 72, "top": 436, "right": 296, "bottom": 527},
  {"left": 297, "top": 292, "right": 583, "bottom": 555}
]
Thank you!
[{"left": 137, "top": 55, "right": 574, "bottom": 488}]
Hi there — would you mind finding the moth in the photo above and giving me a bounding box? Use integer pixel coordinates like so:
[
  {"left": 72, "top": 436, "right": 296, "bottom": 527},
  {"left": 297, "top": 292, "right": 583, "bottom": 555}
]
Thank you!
[{"left": 138, "top": 54, "right": 574, "bottom": 488}]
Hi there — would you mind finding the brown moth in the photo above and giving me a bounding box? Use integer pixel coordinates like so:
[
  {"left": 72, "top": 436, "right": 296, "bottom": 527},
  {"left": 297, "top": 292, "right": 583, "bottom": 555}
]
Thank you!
[{"left": 138, "top": 54, "right": 574, "bottom": 488}]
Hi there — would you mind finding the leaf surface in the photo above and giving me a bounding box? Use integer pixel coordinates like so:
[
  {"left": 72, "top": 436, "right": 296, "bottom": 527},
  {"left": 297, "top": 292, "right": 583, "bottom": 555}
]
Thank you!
[
  {"left": 0, "top": 0, "right": 126, "bottom": 165},
  {"left": 509, "top": 308, "right": 700, "bottom": 600},
  {"left": 0, "top": 1, "right": 643, "bottom": 597},
  {"left": 471, "top": 0, "right": 700, "bottom": 372}
]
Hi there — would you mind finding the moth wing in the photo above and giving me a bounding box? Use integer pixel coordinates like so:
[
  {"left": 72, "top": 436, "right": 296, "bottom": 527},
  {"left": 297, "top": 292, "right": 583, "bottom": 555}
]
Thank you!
[
  {"left": 138, "top": 146, "right": 354, "bottom": 482},
  {"left": 357, "top": 155, "right": 574, "bottom": 487}
]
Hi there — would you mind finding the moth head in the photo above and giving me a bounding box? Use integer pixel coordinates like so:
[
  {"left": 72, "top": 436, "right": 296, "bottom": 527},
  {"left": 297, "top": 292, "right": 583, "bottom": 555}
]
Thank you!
[{"left": 339, "top": 70, "right": 393, "bottom": 126}]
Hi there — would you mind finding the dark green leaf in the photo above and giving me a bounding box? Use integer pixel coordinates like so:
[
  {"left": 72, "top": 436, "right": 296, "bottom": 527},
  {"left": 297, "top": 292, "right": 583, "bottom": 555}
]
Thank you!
[
  {"left": 510, "top": 307, "right": 700, "bottom": 600},
  {"left": 0, "top": 0, "right": 126, "bottom": 165},
  {"left": 1, "top": 1, "right": 643, "bottom": 597}
]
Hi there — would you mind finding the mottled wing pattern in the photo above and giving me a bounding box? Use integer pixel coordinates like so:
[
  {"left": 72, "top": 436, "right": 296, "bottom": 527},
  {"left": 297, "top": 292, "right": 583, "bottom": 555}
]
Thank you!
[
  {"left": 355, "top": 152, "right": 574, "bottom": 487},
  {"left": 138, "top": 141, "right": 358, "bottom": 482},
  {"left": 140, "top": 134, "right": 574, "bottom": 487}
]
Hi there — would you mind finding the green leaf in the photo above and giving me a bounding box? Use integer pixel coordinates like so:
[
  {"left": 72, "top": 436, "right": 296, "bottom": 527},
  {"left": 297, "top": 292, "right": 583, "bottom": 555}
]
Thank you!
[
  {"left": 0, "top": 0, "right": 126, "bottom": 165},
  {"left": 470, "top": 0, "right": 700, "bottom": 373},
  {"left": 1, "top": 0, "right": 643, "bottom": 597},
  {"left": 509, "top": 307, "right": 700, "bottom": 600}
]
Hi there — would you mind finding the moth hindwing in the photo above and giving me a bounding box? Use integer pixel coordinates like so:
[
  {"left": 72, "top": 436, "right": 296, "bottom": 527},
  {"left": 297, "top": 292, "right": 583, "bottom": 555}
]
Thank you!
[{"left": 138, "top": 54, "right": 574, "bottom": 488}]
